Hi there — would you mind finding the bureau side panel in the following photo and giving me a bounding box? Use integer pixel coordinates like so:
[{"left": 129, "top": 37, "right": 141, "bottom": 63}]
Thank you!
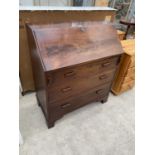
[{"left": 26, "top": 25, "right": 48, "bottom": 118}]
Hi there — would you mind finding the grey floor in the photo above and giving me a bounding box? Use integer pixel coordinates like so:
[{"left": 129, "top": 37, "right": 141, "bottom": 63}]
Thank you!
[{"left": 19, "top": 88, "right": 135, "bottom": 155}]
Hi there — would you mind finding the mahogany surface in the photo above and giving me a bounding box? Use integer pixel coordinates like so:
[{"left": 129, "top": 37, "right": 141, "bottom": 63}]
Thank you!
[{"left": 27, "top": 22, "right": 123, "bottom": 128}]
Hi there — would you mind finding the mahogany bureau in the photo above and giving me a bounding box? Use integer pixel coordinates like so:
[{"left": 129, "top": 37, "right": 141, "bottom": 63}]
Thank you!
[{"left": 27, "top": 22, "right": 123, "bottom": 128}]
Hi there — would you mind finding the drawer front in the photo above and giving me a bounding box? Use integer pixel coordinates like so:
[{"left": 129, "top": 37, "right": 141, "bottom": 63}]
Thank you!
[
  {"left": 46, "top": 56, "right": 120, "bottom": 87},
  {"left": 49, "top": 84, "right": 110, "bottom": 117},
  {"left": 47, "top": 70, "right": 115, "bottom": 102}
]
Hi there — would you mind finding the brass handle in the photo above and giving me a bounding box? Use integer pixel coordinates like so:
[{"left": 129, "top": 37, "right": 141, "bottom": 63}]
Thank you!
[
  {"left": 61, "top": 103, "right": 71, "bottom": 108},
  {"left": 101, "top": 62, "right": 111, "bottom": 67},
  {"left": 64, "top": 71, "right": 75, "bottom": 77},
  {"left": 61, "top": 87, "right": 72, "bottom": 93},
  {"left": 99, "top": 75, "right": 107, "bottom": 80},
  {"left": 96, "top": 89, "right": 105, "bottom": 95}
]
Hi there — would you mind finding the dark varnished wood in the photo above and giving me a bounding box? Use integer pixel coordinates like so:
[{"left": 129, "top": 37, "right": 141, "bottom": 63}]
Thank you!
[
  {"left": 27, "top": 22, "right": 123, "bottom": 128},
  {"left": 33, "top": 23, "right": 123, "bottom": 71},
  {"left": 46, "top": 56, "right": 119, "bottom": 88},
  {"left": 47, "top": 70, "right": 115, "bottom": 103},
  {"left": 19, "top": 9, "right": 116, "bottom": 92}
]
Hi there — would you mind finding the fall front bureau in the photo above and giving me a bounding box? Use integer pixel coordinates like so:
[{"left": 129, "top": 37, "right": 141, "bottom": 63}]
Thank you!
[{"left": 27, "top": 22, "right": 123, "bottom": 128}]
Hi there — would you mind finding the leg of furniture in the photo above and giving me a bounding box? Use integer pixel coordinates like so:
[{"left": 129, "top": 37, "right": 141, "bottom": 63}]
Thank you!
[
  {"left": 47, "top": 121, "right": 55, "bottom": 128},
  {"left": 100, "top": 98, "right": 107, "bottom": 104},
  {"left": 120, "top": 19, "right": 135, "bottom": 39}
]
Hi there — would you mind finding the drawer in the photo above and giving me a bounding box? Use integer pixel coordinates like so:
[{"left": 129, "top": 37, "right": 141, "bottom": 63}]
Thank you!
[
  {"left": 49, "top": 84, "right": 110, "bottom": 117},
  {"left": 46, "top": 56, "right": 120, "bottom": 87},
  {"left": 47, "top": 70, "right": 115, "bottom": 102}
]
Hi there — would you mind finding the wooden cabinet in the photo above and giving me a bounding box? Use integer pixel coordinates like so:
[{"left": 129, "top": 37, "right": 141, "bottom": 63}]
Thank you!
[
  {"left": 111, "top": 39, "right": 135, "bottom": 95},
  {"left": 27, "top": 22, "right": 123, "bottom": 128},
  {"left": 19, "top": 7, "right": 116, "bottom": 93}
]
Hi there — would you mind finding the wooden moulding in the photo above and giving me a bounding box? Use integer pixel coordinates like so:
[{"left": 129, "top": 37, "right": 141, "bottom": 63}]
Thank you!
[{"left": 19, "top": 6, "right": 116, "bottom": 93}]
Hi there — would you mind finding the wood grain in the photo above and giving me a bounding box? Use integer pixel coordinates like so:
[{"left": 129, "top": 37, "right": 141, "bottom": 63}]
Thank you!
[
  {"left": 111, "top": 39, "right": 135, "bottom": 95},
  {"left": 20, "top": 9, "right": 116, "bottom": 93},
  {"left": 33, "top": 23, "right": 123, "bottom": 71}
]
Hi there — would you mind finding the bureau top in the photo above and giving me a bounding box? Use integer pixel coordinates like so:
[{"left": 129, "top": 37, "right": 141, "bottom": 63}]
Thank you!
[{"left": 30, "top": 22, "right": 123, "bottom": 71}]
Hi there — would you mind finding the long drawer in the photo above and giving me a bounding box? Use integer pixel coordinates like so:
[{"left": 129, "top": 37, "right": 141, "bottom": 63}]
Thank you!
[
  {"left": 49, "top": 84, "right": 110, "bottom": 118},
  {"left": 47, "top": 69, "right": 115, "bottom": 102},
  {"left": 46, "top": 56, "right": 120, "bottom": 87}
]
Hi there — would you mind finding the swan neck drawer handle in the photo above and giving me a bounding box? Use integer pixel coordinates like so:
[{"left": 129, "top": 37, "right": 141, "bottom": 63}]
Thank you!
[
  {"left": 61, "top": 87, "right": 72, "bottom": 93},
  {"left": 96, "top": 89, "right": 105, "bottom": 95},
  {"left": 101, "top": 62, "right": 111, "bottom": 67},
  {"left": 61, "top": 103, "right": 71, "bottom": 109},
  {"left": 99, "top": 75, "right": 107, "bottom": 80},
  {"left": 64, "top": 71, "right": 76, "bottom": 77}
]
